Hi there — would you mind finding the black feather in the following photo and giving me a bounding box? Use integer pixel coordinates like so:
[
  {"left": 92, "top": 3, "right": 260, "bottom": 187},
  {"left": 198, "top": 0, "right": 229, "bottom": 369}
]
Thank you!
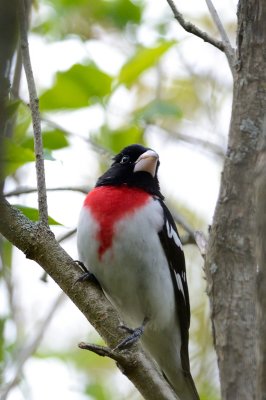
[
  {"left": 157, "top": 198, "right": 191, "bottom": 373},
  {"left": 96, "top": 144, "right": 163, "bottom": 199}
]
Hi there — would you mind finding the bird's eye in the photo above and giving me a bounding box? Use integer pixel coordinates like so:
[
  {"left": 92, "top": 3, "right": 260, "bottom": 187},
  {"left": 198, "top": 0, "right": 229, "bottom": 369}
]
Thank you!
[{"left": 120, "top": 155, "right": 130, "bottom": 164}]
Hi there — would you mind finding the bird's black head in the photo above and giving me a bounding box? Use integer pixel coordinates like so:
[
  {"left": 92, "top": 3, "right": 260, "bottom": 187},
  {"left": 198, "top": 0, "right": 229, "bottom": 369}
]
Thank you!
[{"left": 96, "top": 144, "right": 164, "bottom": 199}]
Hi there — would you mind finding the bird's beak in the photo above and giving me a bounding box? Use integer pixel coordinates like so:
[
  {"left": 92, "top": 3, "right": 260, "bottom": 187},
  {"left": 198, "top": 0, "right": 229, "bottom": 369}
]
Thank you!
[{"left": 134, "top": 150, "right": 159, "bottom": 177}]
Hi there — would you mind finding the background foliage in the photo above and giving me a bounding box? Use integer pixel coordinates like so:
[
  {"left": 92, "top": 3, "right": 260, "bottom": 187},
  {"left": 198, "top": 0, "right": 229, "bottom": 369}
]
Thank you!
[{"left": 1, "top": 0, "right": 236, "bottom": 399}]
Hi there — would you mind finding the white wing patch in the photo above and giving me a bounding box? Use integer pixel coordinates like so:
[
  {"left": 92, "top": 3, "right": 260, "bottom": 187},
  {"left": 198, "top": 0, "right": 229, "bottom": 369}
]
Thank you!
[
  {"left": 166, "top": 220, "right": 183, "bottom": 249},
  {"left": 176, "top": 273, "right": 186, "bottom": 302}
]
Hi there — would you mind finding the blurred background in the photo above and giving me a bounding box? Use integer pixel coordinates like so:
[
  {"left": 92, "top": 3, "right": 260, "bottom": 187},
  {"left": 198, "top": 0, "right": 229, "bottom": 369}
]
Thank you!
[{"left": 1, "top": 0, "right": 237, "bottom": 399}]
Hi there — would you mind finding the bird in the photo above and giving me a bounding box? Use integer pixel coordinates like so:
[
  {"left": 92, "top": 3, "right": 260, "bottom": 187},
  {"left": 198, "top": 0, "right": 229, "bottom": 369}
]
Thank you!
[{"left": 77, "top": 144, "right": 199, "bottom": 400}]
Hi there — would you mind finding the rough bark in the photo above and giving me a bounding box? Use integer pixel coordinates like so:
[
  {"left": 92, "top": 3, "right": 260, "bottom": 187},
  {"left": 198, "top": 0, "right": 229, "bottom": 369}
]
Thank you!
[
  {"left": 255, "top": 118, "right": 266, "bottom": 400},
  {"left": 0, "top": 196, "right": 179, "bottom": 400},
  {"left": 205, "top": 1, "right": 266, "bottom": 399}
]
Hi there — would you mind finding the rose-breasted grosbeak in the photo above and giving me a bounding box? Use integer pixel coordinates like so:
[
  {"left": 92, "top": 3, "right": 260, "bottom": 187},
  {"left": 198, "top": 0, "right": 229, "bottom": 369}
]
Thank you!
[{"left": 77, "top": 144, "right": 199, "bottom": 400}]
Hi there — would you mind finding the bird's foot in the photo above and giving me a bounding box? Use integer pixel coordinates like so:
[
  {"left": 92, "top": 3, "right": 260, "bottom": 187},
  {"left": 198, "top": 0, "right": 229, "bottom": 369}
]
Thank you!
[
  {"left": 113, "top": 317, "right": 149, "bottom": 351},
  {"left": 74, "top": 260, "right": 99, "bottom": 285}
]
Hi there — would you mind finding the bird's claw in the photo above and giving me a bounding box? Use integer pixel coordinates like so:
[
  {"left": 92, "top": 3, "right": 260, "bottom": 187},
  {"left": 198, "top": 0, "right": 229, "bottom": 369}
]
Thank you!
[
  {"left": 75, "top": 260, "right": 89, "bottom": 273},
  {"left": 113, "top": 326, "right": 144, "bottom": 350},
  {"left": 118, "top": 324, "right": 135, "bottom": 334},
  {"left": 74, "top": 260, "right": 99, "bottom": 285},
  {"left": 113, "top": 318, "right": 148, "bottom": 351}
]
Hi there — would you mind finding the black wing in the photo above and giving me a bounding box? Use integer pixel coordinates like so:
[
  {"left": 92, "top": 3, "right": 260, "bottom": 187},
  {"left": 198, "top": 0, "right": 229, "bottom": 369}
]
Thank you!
[{"left": 157, "top": 198, "right": 191, "bottom": 373}]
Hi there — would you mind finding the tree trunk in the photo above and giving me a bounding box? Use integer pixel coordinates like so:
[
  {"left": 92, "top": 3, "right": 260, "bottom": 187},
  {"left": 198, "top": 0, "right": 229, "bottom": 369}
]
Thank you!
[
  {"left": 255, "top": 118, "right": 266, "bottom": 400},
  {"left": 205, "top": 1, "right": 266, "bottom": 399}
]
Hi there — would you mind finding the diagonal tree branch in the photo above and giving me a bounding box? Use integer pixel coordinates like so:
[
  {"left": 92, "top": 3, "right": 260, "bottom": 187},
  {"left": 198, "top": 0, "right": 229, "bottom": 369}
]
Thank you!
[
  {"left": 205, "top": 0, "right": 236, "bottom": 77},
  {"left": 165, "top": 0, "right": 225, "bottom": 52},
  {"left": 41, "top": 115, "right": 113, "bottom": 156},
  {"left": 0, "top": 196, "right": 179, "bottom": 400},
  {"left": 147, "top": 124, "right": 225, "bottom": 160},
  {"left": 18, "top": 0, "right": 48, "bottom": 226},
  {"left": 4, "top": 185, "right": 90, "bottom": 197},
  {"left": 165, "top": 0, "right": 236, "bottom": 78}
]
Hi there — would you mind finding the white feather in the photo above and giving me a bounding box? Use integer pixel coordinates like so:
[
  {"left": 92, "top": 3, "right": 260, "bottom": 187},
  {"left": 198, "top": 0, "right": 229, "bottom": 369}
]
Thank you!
[
  {"left": 166, "top": 220, "right": 183, "bottom": 249},
  {"left": 176, "top": 272, "right": 186, "bottom": 301}
]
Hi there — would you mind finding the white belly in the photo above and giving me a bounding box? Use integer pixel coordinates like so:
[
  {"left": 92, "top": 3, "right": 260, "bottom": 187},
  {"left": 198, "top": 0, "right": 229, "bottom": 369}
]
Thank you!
[{"left": 77, "top": 198, "right": 176, "bottom": 330}]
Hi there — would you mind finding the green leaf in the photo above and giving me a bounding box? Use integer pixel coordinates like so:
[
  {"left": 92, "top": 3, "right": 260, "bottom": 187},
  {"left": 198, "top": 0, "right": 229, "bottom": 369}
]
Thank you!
[
  {"left": 1, "top": 240, "right": 13, "bottom": 270},
  {"left": 14, "top": 205, "right": 62, "bottom": 225},
  {"left": 85, "top": 382, "right": 109, "bottom": 400},
  {"left": 6, "top": 99, "right": 21, "bottom": 119},
  {"left": 13, "top": 102, "right": 32, "bottom": 144},
  {"left": 22, "top": 129, "right": 69, "bottom": 151},
  {"left": 96, "top": 125, "right": 144, "bottom": 153},
  {"left": 118, "top": 41, "right": 176, "bottom": 87},
  {"left": 1, "top": 139, "right": 35, "bottom": 177},
  {"left": 166, "top": 78, "right": 202, "bottom": 116},
  {"left": 42, "top": 129, "right": 69, "bottom": 149},
  {"left": 40, "top": 63, "right": 113, "bottom": 110},
  {"left": 33, "top": 0, "right": 143, "bottom": 39},
  {"left": 103, "top": 0, "right": 143, "bottom": 29},
  {"left": 134, "top": 99, "right": 183, "bottom": 122}
]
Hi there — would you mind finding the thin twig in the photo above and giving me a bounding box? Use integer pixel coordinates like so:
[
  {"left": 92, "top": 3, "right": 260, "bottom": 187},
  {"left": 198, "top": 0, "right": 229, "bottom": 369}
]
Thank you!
[
  {"left": 148, "top": 124, "right": 225, "bottom": 159},
  {"left": 165, "top": 0, "right": 225, "bottom": 52},
  {"left": 41, "top": 115, "right": 113, "bottom": 157},
  {"left": 11, "top": 48, "right": 23, "bottom": 99},
  {"left": 171, "top": 210, "right": 195, "bottom": 240},
  {"left": 79, "top": 342, "right": 124, "bottom": 362},
  {"left": 0, "top": 292, "right": 65, "bottom": 399},
  {"left": 4, "top": 185, "right": 90, "bottom": 197},
  {"left": 57, "top": 228, "right": 77, "bottom": 243},
  {"left": 180, "top": 233, "right": 196, "bottom": 245},
  {"left": 194, "top": 230, "right": 208, "bottom": 258},
  {"left": 18, "top": 0, "right": 48, "bottom": 226},
  {"left": 5, "top": 49, "right": 23, "bottom": 138},
  {"left": 205, "top": 0, "right": 236, "bottom": 77}
]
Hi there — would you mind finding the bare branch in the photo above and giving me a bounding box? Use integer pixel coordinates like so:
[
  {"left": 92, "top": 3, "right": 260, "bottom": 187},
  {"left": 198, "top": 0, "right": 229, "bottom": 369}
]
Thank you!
[
  {"left": 18, "top": 0, "right": 48, "bottom": 226},
  {"left": 4, "top": 185, "right": 89, "bottom": 197},
  {"left": 171, "top": 209, "right": 195, "bottom": 241},
  {"left": 41, "top": 116, "right": 113, "bottom": 157},
  {"left": 57, "top": 228, "right": 77, "bottom": 243},
  {"left": 205, "top": 0, "right": 236, "bottom": 77},
  {"left": 148, "top": 124, "right": 225, "bottom": 159},
  {"left": 11, "top": 49, "right": 22, "bottom": 99},
  {"left": 79, "top": 342, "right": 127, "bottom": 362},
  {"left": 1, "top": 293, "right": 65, "bottom": 399},
  {"left": 165, "top": 0, "right": 225, "bottom": 52},
  {"left": 78, "top": 342, "right": 180, "bottom": 400},
  {"left": 194, "top": 230, "right": 208, "bottom": 258},
  {"left": 180, "top": 233, "right": 196, "bottom": 246}
]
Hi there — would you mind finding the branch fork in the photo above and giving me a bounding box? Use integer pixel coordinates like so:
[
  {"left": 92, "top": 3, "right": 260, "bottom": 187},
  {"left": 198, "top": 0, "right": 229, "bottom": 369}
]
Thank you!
[{"left": 166, "top": 0, "right": 236, "bottom": 78}]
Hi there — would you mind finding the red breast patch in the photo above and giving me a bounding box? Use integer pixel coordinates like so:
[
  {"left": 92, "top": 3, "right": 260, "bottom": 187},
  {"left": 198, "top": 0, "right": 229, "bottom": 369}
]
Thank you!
[{"left": 83, "top": 186, "right": 150, "bottom": 259}]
